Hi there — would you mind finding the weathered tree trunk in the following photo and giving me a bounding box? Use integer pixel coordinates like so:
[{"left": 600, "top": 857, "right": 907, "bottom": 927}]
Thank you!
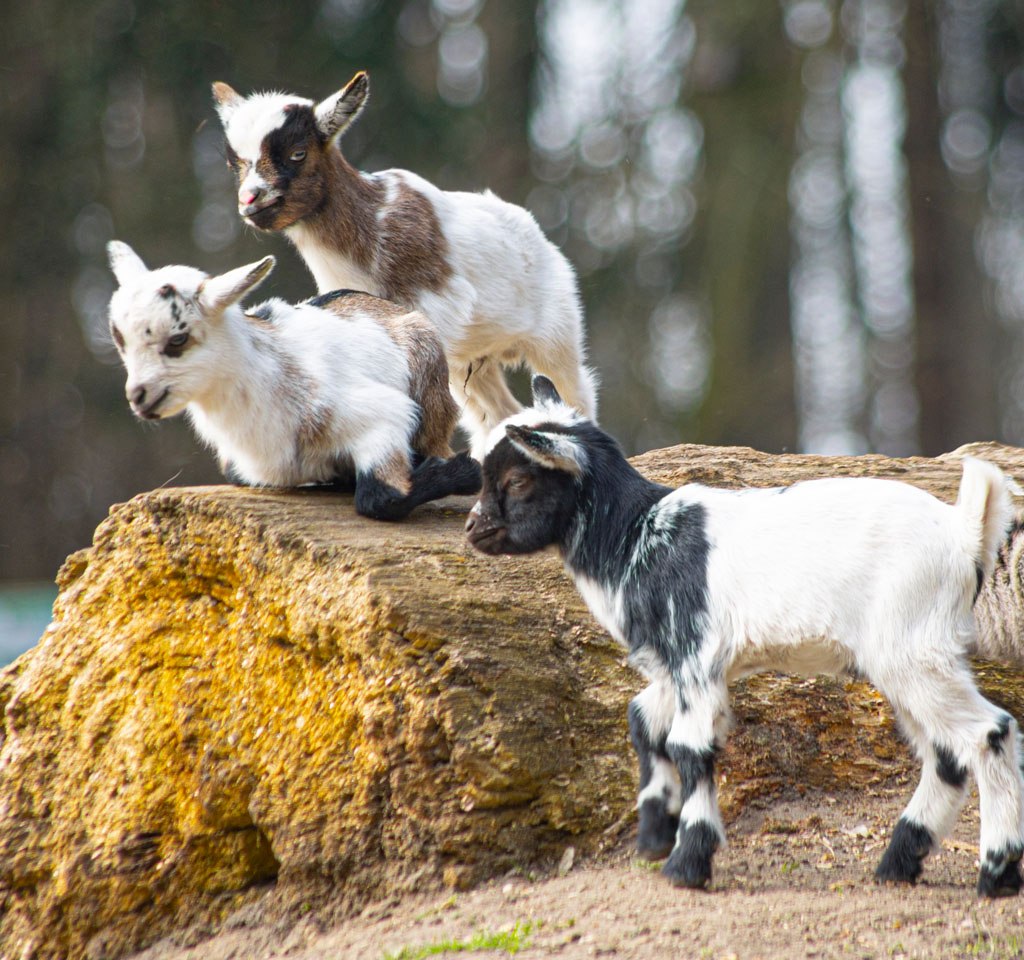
[{"left": 2, "top": 442, "right": 1024, "bottom": 959}]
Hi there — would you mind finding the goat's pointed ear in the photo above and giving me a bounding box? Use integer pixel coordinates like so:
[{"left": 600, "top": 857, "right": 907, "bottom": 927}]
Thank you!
[
  {"left": 199, "top": 256, "right": 275, "bottom": 313},
  {"left": 211, "top": 81, "right": 242, "bottom": 120},
  {"left": 531, "top": 375, "right": 565, "bottom": 408},
  {"left": 108, "top": 241, "right": 148, "bottom": 286},
  {"left": 505, "top": 424, "right": 586, "bottom": 476},
  {"left": 315, "top": 71, "right": 369, "bottom": 143}
]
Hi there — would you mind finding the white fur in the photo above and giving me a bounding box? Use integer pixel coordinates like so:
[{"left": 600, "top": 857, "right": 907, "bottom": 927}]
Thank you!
[
  {"left": 216, "top": 85, "right": 598, "bottom": 458},
  {"left": 107, "top": 242, "right": 419, "bottom": 488}
]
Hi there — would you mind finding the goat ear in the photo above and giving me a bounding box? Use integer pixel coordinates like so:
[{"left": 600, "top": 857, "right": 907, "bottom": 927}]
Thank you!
[
  {"left": 199, "top": 256, "right": 276, "bottom": 313},
  {"left": 211, "top": 81, "right": 242, "bottom": 119},
  {"left": 531, "top": 375, "right": 565, "bottom": 408},
  {"left": 315, "top": 71, "right": 369, "bottom": 143},
  {"left": 505, "top": 424, "right": 586, "bottom": 476},
  {"left": 108, "top": 241, "right": 148, "bottom": 285}
]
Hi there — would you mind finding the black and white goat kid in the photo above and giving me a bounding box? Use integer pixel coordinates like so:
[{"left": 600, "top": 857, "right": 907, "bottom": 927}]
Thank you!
[
  {"left": 107, "top": 241, "right": 480, "bottom": 520},
  {"left": 466, "top": 376, "right": 1024, "bottom": 897}
]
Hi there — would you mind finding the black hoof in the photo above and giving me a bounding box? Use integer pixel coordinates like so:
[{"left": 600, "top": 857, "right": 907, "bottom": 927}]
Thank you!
[
  {"left": 636, "top": 799, "right": 679, "bottom": 861},
  {"left": 978, "top": 848, "right": 1023, "bottom": 899},
  {"left": 875, "top": 818, "right": 932, "bottom": 886},
  {"left": 448, "top": 451, "right": 483, "bottom": 495},
  {"left": 661, "top": 821, "right": 718, "bottom": 890}
]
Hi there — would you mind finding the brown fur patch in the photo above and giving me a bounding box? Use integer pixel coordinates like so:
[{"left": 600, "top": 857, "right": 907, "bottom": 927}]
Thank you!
[
  {"left": 316, "top": 294, "right": 459, "bottom": 459},
  {"left": 376, "top": 182, "right": 453, "bottom": 302},
  {"left": 372, "top": 448, "right": 413, "bottom": 496}
]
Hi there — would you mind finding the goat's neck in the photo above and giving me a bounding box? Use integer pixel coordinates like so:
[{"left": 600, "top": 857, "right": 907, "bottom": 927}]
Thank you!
[
  {"left": 293, "top": 150, "right": 385, "bottom": 269},
  {"left": 561, "top": 459, "right": 671, "bottom": 585},
  {"left": 193, "top": 310, "right": 297, "bottom": 433}
]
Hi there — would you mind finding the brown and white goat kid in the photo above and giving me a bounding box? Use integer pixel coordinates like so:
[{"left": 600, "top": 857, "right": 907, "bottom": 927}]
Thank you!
[
  {"left": 211, "top": 72, "right": 598, "bottom": 459},
  {"left": 107, "top": 240, "right": 480, "bottom": 520}
]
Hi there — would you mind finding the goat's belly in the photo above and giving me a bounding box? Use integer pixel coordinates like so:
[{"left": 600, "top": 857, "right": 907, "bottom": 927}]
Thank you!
[{"left": 725, "top": 636, "right": 855, "bottom": 684}]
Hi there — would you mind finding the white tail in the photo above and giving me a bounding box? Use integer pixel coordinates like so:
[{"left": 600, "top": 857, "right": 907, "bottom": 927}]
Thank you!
[{"left": 957, "top": 457, "right": 1014, "bottom": 580}]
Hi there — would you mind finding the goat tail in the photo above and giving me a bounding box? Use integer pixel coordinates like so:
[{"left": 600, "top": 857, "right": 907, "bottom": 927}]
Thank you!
[
  {"left": 957, "top": 457, "right": 1024, "bottom": 668},
  {"left": 957, "top": 456, "right": 1015, "bottom": 582}
]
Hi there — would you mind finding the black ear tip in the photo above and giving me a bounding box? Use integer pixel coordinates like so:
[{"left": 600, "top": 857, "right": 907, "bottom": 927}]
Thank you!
[{"left": 531, "top": 374, "right": 562, "bottom": 406}]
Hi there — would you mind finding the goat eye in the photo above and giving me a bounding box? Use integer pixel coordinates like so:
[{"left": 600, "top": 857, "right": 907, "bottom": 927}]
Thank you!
[
  {"left": 164, "top": 331, "right": 190, "bottom": 356},
  {"left": 289, "top": 149, "right": 307, "bottom": 163},
  {"left": 506, "top": 473, "right": 532, "bottom": 494}
]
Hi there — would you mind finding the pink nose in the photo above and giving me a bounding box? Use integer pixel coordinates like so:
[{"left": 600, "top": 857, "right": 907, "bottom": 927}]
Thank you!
[{"left": 240, "top": 186, "right": 264, "bottom": 206}]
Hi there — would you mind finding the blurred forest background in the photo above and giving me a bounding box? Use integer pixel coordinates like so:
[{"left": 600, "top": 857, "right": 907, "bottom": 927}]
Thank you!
[{"left": 3, "top": 0, "right": 1024, "bottom": 600}]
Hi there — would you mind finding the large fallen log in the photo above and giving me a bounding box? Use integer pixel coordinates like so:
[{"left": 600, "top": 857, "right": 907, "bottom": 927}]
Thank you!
[{"left": 1, "top": 441, "right": 1023, "bottom": 959}]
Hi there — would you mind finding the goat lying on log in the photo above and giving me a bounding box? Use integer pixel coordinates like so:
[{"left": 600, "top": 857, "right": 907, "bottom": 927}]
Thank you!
[
  {"left": 106, "top": 240, "right": 480, "bottom": 520},
  {"left": 466, "top": 375, "right": 1024, "bottom": 897},
  {"left": 211, "top": 72, "right": 598, "bottom": 459}
]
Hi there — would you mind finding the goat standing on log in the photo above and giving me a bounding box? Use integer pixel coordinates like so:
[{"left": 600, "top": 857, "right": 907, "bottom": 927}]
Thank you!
[
  {"left": 466, "top": 375, "right": 1024, "bottom": 897},
  {"left": 106, "top": 240, "right": 480, "bottom": 520},
  {"left": 211, "top": 72, "right": 598, "bottom": 459}
]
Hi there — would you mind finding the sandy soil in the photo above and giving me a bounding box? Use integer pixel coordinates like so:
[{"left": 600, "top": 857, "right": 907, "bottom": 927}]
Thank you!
[{"left": 129, "top": 780, "right": 1024, "bottom": 960}]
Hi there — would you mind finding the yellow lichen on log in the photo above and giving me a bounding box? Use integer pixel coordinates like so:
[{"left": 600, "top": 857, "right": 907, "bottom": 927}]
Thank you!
[{"left": 1, "top": 442, "right": 1024, "bottom": 959}]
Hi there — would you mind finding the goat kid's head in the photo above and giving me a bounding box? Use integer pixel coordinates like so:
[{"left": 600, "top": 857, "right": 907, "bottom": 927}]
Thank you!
[
  {"left": 466, "top": 376, "right": 587, "bottom": 556},
  {"left": 212, "top": 72, "right": 369, "bottom": 231},
  {"left": 107, "top": 240, "right": 274, "bottom": 421}
]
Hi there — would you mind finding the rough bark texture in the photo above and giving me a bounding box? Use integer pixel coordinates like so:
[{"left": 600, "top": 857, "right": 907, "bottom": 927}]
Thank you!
[{"left": 2, "top": 442, "right": 1024, "bottom": 960}]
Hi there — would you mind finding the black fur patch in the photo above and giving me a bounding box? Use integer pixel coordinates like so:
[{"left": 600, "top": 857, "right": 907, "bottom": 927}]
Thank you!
[
  {"left": 988, "top": 715, "right": 1012, "bottom": 755},
  {"left": 306, "top": 289, "right": 374, "bottom": 308},
  {"left": 934, "top": 744, "right": 968, "bottom": 789},
  {"left": 628, "top": 699, "right": 660, "bottom": 792},
  {"left": 665, "top": 741, "right": 716, "bottom": 803},
  {"left": 661, "top": 821, "right": 719, "bottom": 889},
  {"left": 356, "top": 453, "right": 481, "bottom": 522},
  {"left": 637, "top": 798, "right": 679, "bottom": 861},
  {"left": 875, "top": 817, "right": 933, "bottom": 885},
  {"left": 263, "top": 105, "right": 320, "bottom": 177},
  {"left": 978, "top": 844, "right": 1024, "bottom": 898},
  {"left": 621, "top": 501, "right": 710, "bottom": 672}
]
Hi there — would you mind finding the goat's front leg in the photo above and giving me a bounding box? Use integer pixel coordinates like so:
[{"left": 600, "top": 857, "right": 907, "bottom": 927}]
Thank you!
[
  {"left": 629, "top": 678, "right": 681, "bottom": 860},
  {"left": 661, "top": 680, "right": 729, "bottom": 890}
]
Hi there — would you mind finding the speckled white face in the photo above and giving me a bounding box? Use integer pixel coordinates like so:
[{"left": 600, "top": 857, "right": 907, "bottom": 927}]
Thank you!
[{"left": 106, "top": 241, "right": 274, "bottom": 421}]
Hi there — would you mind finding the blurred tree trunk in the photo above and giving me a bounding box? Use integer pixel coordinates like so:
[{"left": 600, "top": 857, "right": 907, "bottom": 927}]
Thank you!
[
  {"left": 687, "top": 1, "right": 801, "bottom": 452},
  {"left": 904, "top": 0, "right": 1001, "bottom": 454}
]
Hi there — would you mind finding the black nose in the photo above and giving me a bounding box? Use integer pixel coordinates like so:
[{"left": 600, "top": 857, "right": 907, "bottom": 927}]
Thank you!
[
  {"left": 465, "top": 511, "right": 478, "bottom": 534},
  {"left": 130, "top": 385, "right": 146, "bottom": 406}
]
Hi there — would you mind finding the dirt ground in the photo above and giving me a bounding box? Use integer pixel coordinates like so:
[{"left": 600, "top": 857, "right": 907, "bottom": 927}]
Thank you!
[{"left": 130, "top": 780, "right": 1024, "bottom": 960}]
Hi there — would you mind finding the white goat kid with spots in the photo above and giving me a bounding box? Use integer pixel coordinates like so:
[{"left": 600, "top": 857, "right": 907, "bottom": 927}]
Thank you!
[
  {"left": 466, "top": 375, "right": 1024, "bottom": 897},
  {"left": 211, "top": 72, "right": 598, "bottom": 459},
  {"left": 107, "top": 240, "right": 480, "bottom": 520}
]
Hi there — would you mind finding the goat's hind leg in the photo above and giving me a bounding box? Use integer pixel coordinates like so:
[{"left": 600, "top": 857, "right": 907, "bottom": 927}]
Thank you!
[
  {"left": 875, "top": 711, "right": 969, "bottom": 886},
  {"left": 975, "top": 710, "right": 1024, "bottom": 896},
  {"left": 629, "top": 679, "right": 681, "bottom": 860},
  {"left": 877, "top": 664, "right": 1024, "bottom": 896},
  {"left": 355, "top": 451, "right": 481, "bottom": 521}
]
